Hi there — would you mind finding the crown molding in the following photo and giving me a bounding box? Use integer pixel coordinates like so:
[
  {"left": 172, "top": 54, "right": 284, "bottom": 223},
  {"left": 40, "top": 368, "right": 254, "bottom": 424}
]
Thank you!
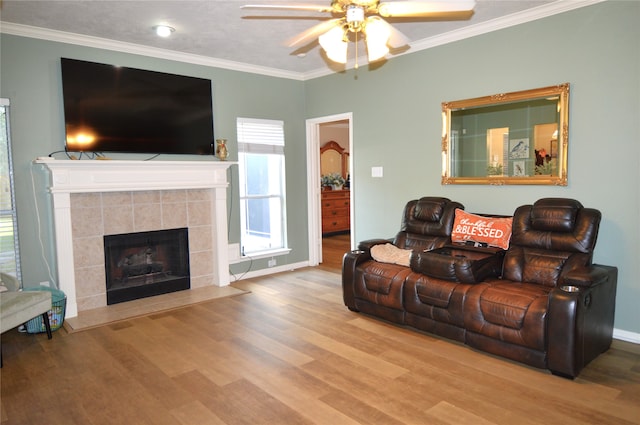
[
  {"left": 1, "top": 0, "right": 605, "bottom": 81},
  {"left": 303, "top": 0, "right": 606, "bottom": 79},
  {"left": 0, "top": 22, "right": 306, "bottom": 81},
  {"left": 409, "top": 0, "right": 606, "bottom": 53}
]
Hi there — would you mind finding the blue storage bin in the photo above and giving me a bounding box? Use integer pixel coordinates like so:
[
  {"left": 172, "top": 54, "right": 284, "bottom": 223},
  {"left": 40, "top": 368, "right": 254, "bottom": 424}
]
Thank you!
[{"left": 23, "top": 286, "right": 66, "bottom": 333}]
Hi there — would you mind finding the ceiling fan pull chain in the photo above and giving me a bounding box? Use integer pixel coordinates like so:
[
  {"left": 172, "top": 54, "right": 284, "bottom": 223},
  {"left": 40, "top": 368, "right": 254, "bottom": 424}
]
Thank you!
[{"left": 354, "top": 30, "right": 359, "bottom": 69}]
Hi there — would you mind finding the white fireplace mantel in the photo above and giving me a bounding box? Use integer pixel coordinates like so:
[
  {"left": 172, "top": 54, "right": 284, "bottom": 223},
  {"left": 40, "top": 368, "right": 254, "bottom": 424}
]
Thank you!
[{"left": 34, "top": 158, "right": 235, "bottom": 318}]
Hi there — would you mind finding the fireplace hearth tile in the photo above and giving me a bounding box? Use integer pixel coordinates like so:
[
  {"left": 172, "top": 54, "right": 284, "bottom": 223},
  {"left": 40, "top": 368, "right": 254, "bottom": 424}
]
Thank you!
[
  {"left": 71, "top": 192, "right": 101, "bottom": 208},
  {"left": 65, "top": 284, "right": 249, "bottom": 332},
  {"left": 187, "top": 201, "right": 211, "bottom": 226},
  {"left": 189, "top": 225, "right": 212, "bottom": 251},
  {"left": 189, "top": 250, "right": 214, "bottom": 281},
  {"left": 161, "top": 190, "right": 187, "bottom": 203},
  {"left": 73, "top": 236, "right": 104, "bottom": 268},
  {"left": 71, "top": 205, "right": 104, "bottom": 237},
  {"left": 187, "top": 188, "right": 211, "bottom": 201},
  {"left": 102, "top": 191, "right": 133, "bottom": 206},
  {"left": 133, "top": 203, "right": 162, "bottom": 231},
  {"left": 134, "top": 190, "right": 160, "bottom": 204},
  {"left": 161, "top": 202, "right": 188, "bottom": 229},
  {"left": 103, "top": 206, "right": 134, "bottom": 235},
  {"left": 77, "top": 292, "right": 107, "bottom": 312},
  {"left": 75, "top": 265, "right": 105, "bottom": 298}
]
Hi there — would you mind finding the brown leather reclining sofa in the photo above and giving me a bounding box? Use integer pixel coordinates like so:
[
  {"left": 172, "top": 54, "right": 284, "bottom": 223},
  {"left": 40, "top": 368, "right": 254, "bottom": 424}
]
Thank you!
[{"left": 342, "top": 197, "right": 617, "bottom": 378}]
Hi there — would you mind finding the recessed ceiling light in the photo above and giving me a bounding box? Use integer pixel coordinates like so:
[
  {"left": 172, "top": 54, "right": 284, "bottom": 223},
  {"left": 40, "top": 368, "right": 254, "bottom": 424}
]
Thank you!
[
  {"left": 297, "top": 53, "right": 306, "bottom": 58},
  {"left": 153, "top": 25, "right": 175, "bottom": 37}
]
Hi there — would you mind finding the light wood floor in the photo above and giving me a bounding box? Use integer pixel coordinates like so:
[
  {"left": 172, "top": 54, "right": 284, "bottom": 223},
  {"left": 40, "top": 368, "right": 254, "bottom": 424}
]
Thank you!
[
  {"left": 318, "top": 233, "right": 351, "bottom": 272},
  {"left": 1, "top": 250, "right": 639, "bottom": 424}
]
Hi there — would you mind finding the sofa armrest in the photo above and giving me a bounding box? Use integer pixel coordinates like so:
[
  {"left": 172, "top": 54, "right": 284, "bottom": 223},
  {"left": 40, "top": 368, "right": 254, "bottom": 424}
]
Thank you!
[
  {"left": 358, "top": 238, "right": 393, "bottom": 254},
  {"left": 342, "top": 249, "right": 374, "bottom": 311},
  {"left": 547, "top": 264, "right": 618, "bottom": 378},
  {"left": 560, "top": 266, "right": 610, "bottom": 289}
]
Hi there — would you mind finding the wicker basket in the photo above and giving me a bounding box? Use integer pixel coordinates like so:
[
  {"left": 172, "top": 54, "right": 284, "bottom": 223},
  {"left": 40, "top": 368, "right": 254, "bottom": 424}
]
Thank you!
[{"left": 23, "top": 286, "right": 66, "bottom": 333}]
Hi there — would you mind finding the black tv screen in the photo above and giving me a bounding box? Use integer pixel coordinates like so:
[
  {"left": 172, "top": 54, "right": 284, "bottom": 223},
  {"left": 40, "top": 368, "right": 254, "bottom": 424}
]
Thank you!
[{"left": 61, "top": 58, "right": 214, "bottom": 155}]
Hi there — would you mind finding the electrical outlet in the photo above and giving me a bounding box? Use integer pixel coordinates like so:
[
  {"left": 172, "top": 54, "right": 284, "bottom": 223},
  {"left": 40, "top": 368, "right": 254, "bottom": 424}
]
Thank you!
[
  {"left": 268, "top": 258, "right": 277, "bottom": 267},
  {"left": 39, "top": 281, "right": 50, "bottom": 287}
]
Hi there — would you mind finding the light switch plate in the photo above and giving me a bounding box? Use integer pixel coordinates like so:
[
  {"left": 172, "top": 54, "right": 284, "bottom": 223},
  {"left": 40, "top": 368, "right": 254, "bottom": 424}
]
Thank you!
[{"left": 371, "top": 166, "right": 383, "bottom": 178}]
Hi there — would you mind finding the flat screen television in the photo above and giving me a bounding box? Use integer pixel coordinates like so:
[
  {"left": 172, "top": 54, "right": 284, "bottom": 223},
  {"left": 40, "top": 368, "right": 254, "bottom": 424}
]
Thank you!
[{"left": 61, "top": 58, "right": 214, "bottom": 155}]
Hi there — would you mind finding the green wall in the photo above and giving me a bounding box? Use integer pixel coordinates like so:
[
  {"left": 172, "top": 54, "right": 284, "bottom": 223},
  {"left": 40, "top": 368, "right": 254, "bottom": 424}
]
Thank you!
[
  {"left": 0, "top": 35, "right": 309, "bottom": 285},
  {"left": 304, "top": 1, "right": 639, "bottom": 336},
  {"left": 1, "top": 1, "right": 638, "bottom": 337}
]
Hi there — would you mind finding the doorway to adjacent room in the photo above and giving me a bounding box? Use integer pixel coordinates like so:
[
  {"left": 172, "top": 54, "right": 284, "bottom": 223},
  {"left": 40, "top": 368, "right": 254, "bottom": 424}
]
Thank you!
[{"left": 305, "top": 113, "right": 353, "bottom": 268}]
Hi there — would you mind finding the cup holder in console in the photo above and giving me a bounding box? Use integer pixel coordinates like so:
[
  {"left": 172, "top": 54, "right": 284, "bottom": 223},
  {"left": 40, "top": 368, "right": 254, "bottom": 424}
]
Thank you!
[{"left": 560, "top": 285, "right": 581, "bottom": 292}]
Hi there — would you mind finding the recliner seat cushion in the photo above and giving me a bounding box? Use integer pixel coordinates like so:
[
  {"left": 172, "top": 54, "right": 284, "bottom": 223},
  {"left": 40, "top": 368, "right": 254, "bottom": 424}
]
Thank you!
[
  {"left": 478, "top": 284, "right": 549, "bottom": 330},
  {"left": 354, "top": 262, "right": 410, "bottom": 311},
  {"left": 404, "top": 273, "right": 470, "bottom": 328},
  {"left": 465, "top": 281, "right": 549, "bottom": 351},
  {"left": 413, "top": 276, "right": 456, "bottom": 309}
]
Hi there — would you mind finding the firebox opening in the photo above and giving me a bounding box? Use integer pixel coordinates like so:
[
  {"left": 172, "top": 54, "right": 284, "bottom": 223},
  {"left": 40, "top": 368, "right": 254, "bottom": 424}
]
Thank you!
[{"left": 104, "top": 228, "right": 190, "bottom": 305}]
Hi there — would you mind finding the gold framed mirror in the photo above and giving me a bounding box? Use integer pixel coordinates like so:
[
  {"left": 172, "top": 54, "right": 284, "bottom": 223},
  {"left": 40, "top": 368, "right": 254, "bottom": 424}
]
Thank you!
[
  {"left": 441, "top": 83, "right": 569, "bottom": 185},
  {"left": 320, "top": 140, "right": 349, "bottom": 179}
]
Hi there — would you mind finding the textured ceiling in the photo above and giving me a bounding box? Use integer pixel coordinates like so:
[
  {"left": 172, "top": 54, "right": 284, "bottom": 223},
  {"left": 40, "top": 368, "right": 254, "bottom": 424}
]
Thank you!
[{"left": 0, "top": 1, "right": 594, "bottom": 77}]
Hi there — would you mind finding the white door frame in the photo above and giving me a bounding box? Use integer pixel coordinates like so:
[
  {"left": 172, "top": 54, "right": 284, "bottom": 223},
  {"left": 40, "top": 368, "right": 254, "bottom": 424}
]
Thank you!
[{"left": 306, "top": 112, "right": 354, "bottom": 266}]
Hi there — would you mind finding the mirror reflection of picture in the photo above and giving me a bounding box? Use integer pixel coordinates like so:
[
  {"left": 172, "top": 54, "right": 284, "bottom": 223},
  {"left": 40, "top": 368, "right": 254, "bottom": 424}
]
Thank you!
[
  {"left": 509, "top": 138, "right": 529, "bottom": 159},
  {"left": 513, "top": 160, "right": 525, "bottom": 177}
]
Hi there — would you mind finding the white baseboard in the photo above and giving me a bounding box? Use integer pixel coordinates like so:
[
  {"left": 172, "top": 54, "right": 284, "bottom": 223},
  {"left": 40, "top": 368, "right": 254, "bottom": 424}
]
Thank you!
[
  {"left": 229, "top": 260, "right": 310, "bottom": 282},
  {"left": 613, "top": 328, "right": 640, "bottom": 344}
]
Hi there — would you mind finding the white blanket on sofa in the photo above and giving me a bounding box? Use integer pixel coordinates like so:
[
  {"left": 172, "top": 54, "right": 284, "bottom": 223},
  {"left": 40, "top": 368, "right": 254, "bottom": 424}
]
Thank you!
[{"left": 370, "top": 243, "right": 412, "bottom": 267}]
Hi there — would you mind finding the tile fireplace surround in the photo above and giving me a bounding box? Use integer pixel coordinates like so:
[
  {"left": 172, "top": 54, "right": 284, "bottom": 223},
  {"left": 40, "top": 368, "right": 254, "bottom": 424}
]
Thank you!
[{"left": 35, "top": 158, "right": 234, "bottom": 319}]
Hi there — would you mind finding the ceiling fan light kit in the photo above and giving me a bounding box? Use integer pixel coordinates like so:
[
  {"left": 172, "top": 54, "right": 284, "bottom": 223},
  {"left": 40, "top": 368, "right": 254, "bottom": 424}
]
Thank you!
[
  {"left": 318, "top": 26, "right": 349, "bottom": 63},
  {"left": 242, "top": 0, "right": 476, "bottom": 67},
  {"left": 363, "top": 17, "right": 391, "bottom": 61},
  {"left": 318, "top": 7, "right": 391, "bottom": 64}
]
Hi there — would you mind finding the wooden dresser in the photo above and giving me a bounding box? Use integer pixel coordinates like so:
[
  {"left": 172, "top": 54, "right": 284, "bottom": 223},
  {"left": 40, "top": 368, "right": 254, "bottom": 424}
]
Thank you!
[{"left": 321, "top": 189, "right": 350, "bottom": 235}]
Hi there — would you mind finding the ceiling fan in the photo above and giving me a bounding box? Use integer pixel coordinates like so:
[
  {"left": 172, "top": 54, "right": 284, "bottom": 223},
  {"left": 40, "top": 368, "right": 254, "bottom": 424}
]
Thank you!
[{"left": 241, "top": 0, "right": 476, "bottom": 66}]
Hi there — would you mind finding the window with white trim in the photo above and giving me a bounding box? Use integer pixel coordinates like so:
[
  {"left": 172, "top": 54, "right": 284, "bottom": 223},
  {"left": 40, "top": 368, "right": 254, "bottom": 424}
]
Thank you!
[
  {"left": 0, "top": 98, "right": 21, "bottom": 281},
  {"left": 237, "top": 117, "right": 287, "bottom": 256}
]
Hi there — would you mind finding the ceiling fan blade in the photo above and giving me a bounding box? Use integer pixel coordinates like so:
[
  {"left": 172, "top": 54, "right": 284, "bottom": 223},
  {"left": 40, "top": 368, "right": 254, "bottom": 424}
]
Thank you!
[
  {"left": 286, "top": 18, "right": 344, "bottom": 47},
  {"left": 241, "top": 4, "right": 335, "bottom": 13},
  {"left": 378, "top": 0, "right": 476, "bottom": 18},
  {"left": 369, "top": 17, "right": 409, "bottom": 48}
]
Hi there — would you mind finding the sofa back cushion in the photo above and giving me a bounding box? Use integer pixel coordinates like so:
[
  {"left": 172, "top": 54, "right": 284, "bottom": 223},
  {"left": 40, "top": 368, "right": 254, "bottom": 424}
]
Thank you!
[
  {"left": 502, "top": 198, "right": 601, "bottom": 287},
  {"left": 511, "top": 198, "right": 601, "bottom": 253},
  {"left": 530, "top": 198, "right": 581, "bottom": 233},
  {"left": 393, "top": 197, "right": 463, "bottom": 251}
]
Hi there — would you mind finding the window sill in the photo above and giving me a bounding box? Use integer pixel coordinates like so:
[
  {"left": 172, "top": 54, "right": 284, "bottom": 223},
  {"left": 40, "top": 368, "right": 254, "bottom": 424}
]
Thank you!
[{"left": 230, "top": 248, "right": 291, "bottom": 264}]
